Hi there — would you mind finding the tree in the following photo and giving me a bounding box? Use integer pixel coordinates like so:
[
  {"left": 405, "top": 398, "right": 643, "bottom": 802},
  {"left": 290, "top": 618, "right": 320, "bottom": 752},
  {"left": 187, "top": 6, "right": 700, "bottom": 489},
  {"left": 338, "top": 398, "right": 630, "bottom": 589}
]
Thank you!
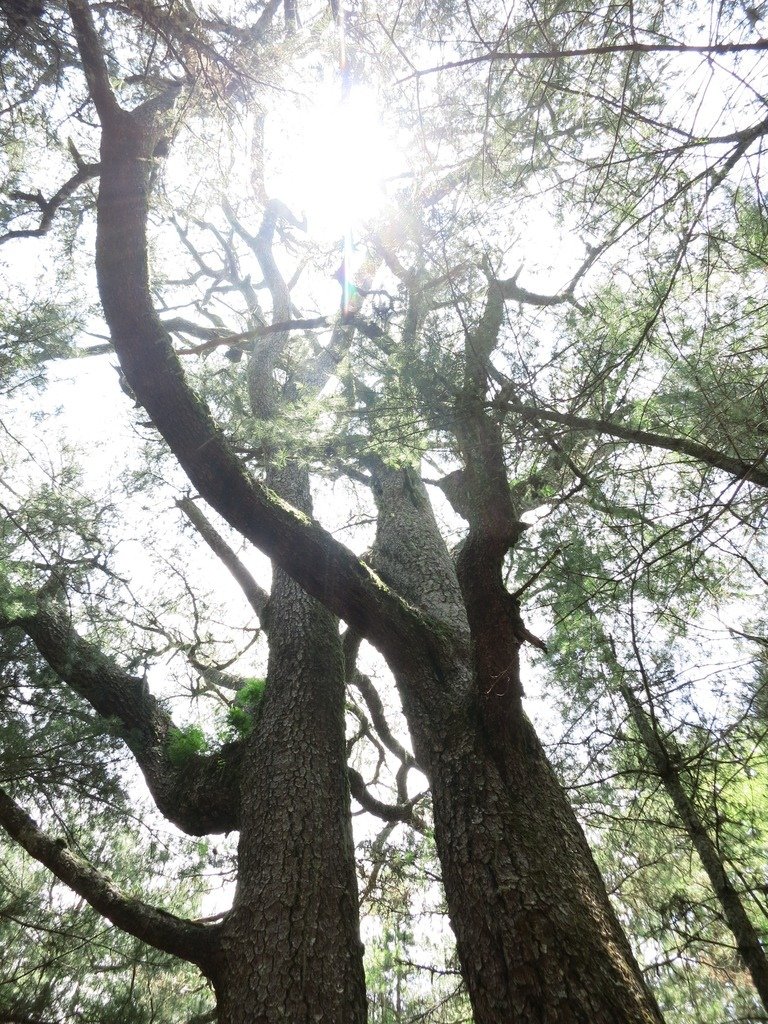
[
  {"left": 2, "top": 0, "right": 768, "bottom": 1021},
  {"left": 539, "top": 595, "right": 768, "bottom": 1020}
]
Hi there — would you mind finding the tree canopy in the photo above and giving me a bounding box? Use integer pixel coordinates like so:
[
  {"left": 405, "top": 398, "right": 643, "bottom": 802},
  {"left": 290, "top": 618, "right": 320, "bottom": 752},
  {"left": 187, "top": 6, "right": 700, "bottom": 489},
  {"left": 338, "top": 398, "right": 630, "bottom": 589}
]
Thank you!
[{"left": 1, "top": 0, "right": 768, "bottom": 1021}]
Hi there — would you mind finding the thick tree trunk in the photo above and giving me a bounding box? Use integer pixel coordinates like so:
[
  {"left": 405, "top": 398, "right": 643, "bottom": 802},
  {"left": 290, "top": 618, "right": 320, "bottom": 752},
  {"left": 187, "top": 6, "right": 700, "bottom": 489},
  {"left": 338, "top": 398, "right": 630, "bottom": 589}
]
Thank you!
[
  {"left": 427, "top": 718, "right": 664, "bottom": 1023},
  {"left": 213, "top": 467, "right": 367, "bottom": 1024},
  {"left": 63, "top": 8, "right": 662, "bottom": 1018},
  {"left": 61, "top": 6, "right": 368, "bottom": 1012},
  {"left": 372, "top": 466, "right": 664, "bottom": 1024}
]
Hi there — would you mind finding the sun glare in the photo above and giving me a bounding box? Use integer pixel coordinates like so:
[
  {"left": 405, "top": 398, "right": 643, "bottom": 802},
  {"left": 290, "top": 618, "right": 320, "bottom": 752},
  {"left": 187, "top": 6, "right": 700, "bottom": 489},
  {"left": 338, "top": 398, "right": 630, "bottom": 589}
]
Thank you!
[{"left": 271, "top": 83, "right": 401, "bottom": 240}]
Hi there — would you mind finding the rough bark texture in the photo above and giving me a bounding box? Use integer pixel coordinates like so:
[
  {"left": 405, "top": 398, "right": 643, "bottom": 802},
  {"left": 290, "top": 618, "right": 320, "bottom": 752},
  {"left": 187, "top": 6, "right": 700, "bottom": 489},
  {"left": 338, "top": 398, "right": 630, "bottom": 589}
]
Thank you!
[
  {"left": 429, "top": 725, "right": 665, "bottom": 1023},
  {"left": 5, "top": 602, "right": 240, "bottom": 835},
  {"left": 39, "top": 15, "right": 368, "bottom": 1021},
  {"left": 214, "top": 467, "right": 366, "bottom": 1024},
  {"left": 0, "top": 787, "right": 218, "bottom": 968},
  {"left": 57, "top": 6, "right": 669, "bottom": 1021},
  {"left": 372, "top": 466, "right": 665, "bottom": 1024}
]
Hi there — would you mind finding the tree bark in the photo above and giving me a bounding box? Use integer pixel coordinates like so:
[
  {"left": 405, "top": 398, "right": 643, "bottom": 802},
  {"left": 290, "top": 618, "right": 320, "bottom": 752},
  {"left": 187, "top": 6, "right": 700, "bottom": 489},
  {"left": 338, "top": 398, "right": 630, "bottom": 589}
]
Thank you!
[
  {"left": 428, "top": 722, "right": 664, "bottom": 1023},
  {"left": 371, "top": 466, "right": 665, "bottom": 1024},
  {"left": 1, "top": 602, "right": 240, "bottom": 836},
  {"left": 213, "top": 467, "right": 366, "bottom": 1024},
  {"left": 61, "top": 5, "right": 666, "bottom": 1019}
]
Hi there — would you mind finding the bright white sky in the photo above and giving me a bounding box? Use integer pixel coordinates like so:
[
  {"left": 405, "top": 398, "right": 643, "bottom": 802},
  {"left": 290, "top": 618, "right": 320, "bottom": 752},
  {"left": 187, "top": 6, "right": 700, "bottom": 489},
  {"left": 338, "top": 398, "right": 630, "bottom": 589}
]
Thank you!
[{"left": 272, "top": 82, "right": 405, "bottom": 240}]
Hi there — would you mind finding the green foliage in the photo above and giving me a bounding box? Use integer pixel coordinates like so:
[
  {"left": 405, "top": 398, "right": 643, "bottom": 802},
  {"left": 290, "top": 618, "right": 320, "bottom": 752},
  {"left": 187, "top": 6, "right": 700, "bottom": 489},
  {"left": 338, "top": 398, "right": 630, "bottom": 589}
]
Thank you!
[
  {"left": 362, "top": 829, "right": 471, "bottom": 1023},
  {"left": 225, "top": 676, "right": 266, "bottom": 737},
  {"left": 0, "top": 294, "right": 85, "bottom": 394},
  {"left": 589, "top": 763, "right": 767, "bottom": 1024},
  {"left": 0, "top": 632, "right": 127, "bottom": 807},
  {"left": 3, "top": 0, "right": 768, "bottom": 1018},
  {"left": 0, "top": 820, "right": 214, "bottom": 1024},
  {"left": 167, "top": 725, "right": 208, "bottom": 764},
  {"left": 0, "top": 636, "right": 217, "bottom": 1022}
]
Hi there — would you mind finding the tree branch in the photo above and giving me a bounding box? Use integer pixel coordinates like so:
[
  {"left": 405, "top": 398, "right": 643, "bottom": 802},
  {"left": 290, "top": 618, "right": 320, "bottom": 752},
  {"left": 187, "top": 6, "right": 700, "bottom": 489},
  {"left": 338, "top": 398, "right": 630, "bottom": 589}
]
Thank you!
[
  {"left": 449, "top": 278, "right": 536, "bottom": 718},
  {"left": 403, "top": 38, "right": 768, "bottom": 81},
  {"left": 0, "top": 787, "right": 219, "bottom": 969},
  {"left": 350, "top": 669, "right": 416, "bottom": 770},
  {"left": 0, "top": 163, "right": 100, "bottom": 246},
  {"left": 175, "top": 317, "right": 331, "bottom": 356},
  {"left": 66, "top": 0, "right": 121, "bottom": 121},
  {"left": 496, "top": 397, "right": 768, "bottom": 489},
  {"left": 1, "top": 600, "right": 240, "bottom": 835},
  {"left": 347, "top": 768, "right": 424, "bottom": 828},
  {"left": 79, "top": 67, "right": 438, "bottom": 680},
  {"left": 176, "top": 497, "right": 270, "bottom": 622}
]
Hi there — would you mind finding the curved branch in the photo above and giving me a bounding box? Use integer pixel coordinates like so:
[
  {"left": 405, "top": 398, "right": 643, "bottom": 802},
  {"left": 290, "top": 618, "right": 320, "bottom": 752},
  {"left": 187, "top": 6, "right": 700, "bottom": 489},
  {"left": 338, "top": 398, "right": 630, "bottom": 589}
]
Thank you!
[
  {"left": 496, "top": 397, "right": 768, "bottom": 489},
  {"left": 350, "top": 669, "right": 416, "bottom": 769},
  {"left": 0, "top": 163, "right": 100, "bottom": 246},
  {"left": 347, "top": 768, "right": 424, "bottom": 828},
  {"left": 70, "top": 64, "right": 437, "bottom": 680},
  {"left": 0, "top": 787, "right": 219, "bottom": 969},
  {"left": 64, "top": 6, "right": 456, "bottom": 766},
  {"left": 2, "top": 601, "right": 240, "bottom": 835}
]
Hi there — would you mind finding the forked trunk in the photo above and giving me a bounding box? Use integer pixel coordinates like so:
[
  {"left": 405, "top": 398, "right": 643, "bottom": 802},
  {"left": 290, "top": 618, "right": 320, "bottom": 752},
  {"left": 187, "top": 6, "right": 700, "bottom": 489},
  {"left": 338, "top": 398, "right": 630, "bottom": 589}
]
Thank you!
[{"left": 372, "top": 466, "right": 664, "bottom": 1024}]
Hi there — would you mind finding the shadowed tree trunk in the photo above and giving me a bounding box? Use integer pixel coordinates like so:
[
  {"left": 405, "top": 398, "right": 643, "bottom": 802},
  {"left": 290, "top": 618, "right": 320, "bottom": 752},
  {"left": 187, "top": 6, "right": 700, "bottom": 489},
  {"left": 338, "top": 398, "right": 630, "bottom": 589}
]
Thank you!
[
  {"left": 214, "top": 468, "right": 366, "bottom": 1024},
  {"left": 370, "top": 464, "right": 665, "bottom": 1024},
  {"left": 0, "top": 6, "right": 370, "bottom": 1020}
]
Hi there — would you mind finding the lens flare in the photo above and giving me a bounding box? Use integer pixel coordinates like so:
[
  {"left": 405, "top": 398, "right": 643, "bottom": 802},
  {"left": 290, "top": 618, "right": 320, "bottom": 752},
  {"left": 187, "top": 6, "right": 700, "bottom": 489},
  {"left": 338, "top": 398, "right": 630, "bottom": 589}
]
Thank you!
[{"left": 271, "top": 82, "right": 400, "bottom": 240}]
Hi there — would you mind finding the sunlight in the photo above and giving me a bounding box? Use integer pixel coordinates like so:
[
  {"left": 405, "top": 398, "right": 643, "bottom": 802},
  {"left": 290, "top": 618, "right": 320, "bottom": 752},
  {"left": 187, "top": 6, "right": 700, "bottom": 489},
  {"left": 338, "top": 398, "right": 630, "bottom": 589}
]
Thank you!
[{"left": 270, "top": 81, "right": 401, "bottom": 240}]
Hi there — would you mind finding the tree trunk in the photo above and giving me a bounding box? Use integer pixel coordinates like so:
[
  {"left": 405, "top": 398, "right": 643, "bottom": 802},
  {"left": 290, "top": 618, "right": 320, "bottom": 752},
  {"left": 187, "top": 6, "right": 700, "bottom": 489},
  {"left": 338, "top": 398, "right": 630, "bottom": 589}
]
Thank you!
[
  {"left": 63, "top": 6, "right": 663, "bottom": 1016},
  {"left": 371, "top": 465, "right": 664, "bottom": 1024},
  {"left": 428, "top": 717, "right": 664, "bottom": 1023},
  {"left": 59, "top": 7, "right": 369, "bottom": 1011},
  {"left": 214, "top": 467, "right": 367, "bottom": 1023}
]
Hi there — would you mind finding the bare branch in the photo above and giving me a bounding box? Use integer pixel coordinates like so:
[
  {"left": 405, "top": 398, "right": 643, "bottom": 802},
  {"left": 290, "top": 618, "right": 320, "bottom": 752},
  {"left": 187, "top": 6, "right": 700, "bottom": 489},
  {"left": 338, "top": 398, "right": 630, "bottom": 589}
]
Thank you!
[
  {"left": 0, "top": 163, "right": 100, "bottom": 246},
  {"left": 350, "top": 669, "right": 416, "bottom": 769},
  {"left": 403, "top": 38, "right": 768, "bottom": 82},
  {"left": 177, "top": 496, "right": 270, "bottom": 622},
  {"left": 347, "top": 768, "right": 425, "bottom": 829},
  {"left": 175, "top": 317, "right": 331, "bottom": 356}
]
